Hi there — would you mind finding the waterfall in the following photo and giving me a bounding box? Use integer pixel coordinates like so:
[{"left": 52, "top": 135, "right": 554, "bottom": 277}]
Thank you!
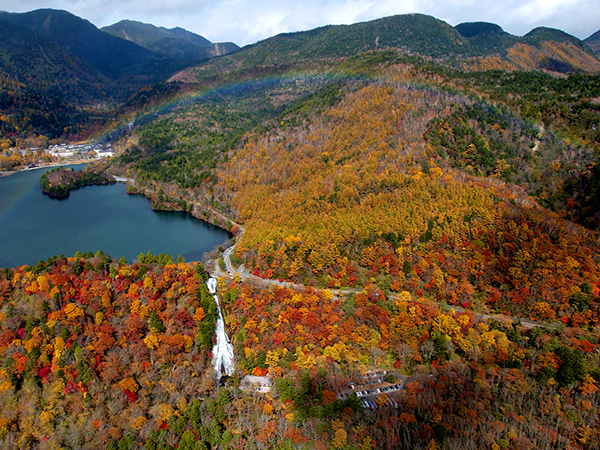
[{"left": 207, "top": 278, "right": 235, "bottom": 377}]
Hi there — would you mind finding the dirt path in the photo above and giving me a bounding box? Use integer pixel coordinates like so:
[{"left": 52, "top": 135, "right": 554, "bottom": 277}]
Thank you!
[{"left": 532, "top": 123, "right": 545, "bottom": 154}]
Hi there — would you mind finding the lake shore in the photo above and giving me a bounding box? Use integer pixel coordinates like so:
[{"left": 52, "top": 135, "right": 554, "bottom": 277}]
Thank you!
[
  {"left": 0, "top": 159, "right": 99, "bottom": 178},
  {"left": 0, "top": 164, "right": 231, "bottom": 267}
]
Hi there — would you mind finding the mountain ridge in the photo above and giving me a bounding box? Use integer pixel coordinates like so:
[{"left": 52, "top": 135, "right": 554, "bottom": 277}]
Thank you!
[
  {"left": 0, "top": 9, "right": 163, "bottom": 81},
  {"left": 170, "top": 13, "right": 600, "bottom": 86},
  {"left": 1, "top": 8, "right": 599, "bottom": 141},
  {"left": 101, "top": 20, "right": 239, "bottom": 62},
  {"left": 584, "top": 29, "right": 600, "bottom": 56}
]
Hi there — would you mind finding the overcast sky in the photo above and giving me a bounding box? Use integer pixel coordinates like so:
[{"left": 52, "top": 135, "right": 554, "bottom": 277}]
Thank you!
[{"left": 1, "top": 0, "right": 598, "bottom": 46}]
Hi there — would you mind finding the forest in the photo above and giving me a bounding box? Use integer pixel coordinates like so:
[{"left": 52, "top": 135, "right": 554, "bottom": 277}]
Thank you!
[{"left": 0, "top": 251, "right": 598, "bottom": 449}]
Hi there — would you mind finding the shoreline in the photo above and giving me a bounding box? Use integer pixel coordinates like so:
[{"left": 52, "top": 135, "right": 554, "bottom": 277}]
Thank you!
[{"left": 0, "top": 158, "right": 102, "bottom": 178}]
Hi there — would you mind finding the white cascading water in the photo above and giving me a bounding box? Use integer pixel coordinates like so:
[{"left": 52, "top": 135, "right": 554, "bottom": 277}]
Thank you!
[{"left": 207, "top": 278, "right": 235, "bottom": 377}]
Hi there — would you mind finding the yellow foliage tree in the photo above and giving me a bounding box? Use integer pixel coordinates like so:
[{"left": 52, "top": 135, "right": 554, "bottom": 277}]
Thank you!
[
  {"left": 323, "top": 345, "right": 341, "bottom": 362},
  {"left": 64, "top": 303, "right": 84, "bottom": 320},
  {"left": 130, "top": 416, "right": 147, "bottom": 431},
  {"left": 129, "top": 283, "right": 139, "bottom": 296},
  {"left": 144, "top": 334, "right": 159, "bottom": 350},
  {"left": 332, "top": 428, "right": 347, "bottom": 449},
  {"left": 54, "top": 336, "right": 66, "bottom": 359},
  {"left": 119, "top": 377, "right": 139, "bottom": 393}
]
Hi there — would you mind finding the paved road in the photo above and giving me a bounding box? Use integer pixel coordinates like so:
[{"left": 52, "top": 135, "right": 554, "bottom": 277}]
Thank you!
[{"left": 222, "top": 245, "right": 237, "bottom": 276}]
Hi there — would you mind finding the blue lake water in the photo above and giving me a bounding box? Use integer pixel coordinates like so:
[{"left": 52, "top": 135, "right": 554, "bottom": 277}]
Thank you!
[{"left": 0, "top": 165, "right": 231, "bottom": 268}]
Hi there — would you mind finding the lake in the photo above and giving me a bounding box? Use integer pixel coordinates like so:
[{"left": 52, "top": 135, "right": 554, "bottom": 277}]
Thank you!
[{"left": 0, "top": 165, "right": 231, "bottom": 268}]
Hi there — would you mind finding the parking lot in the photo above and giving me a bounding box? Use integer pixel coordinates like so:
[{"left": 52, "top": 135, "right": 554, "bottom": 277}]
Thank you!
[{"left": 336, "top": 371, "right": 408, "bottom": 410}]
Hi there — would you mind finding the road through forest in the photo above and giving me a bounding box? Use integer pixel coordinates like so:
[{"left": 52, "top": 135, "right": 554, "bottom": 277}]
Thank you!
[{"left": 214, "top": 229, "right": 559, "bottom": 332}]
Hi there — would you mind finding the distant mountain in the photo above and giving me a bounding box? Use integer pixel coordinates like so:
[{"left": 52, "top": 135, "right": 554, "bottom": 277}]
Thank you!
[
  {"left": 167, "top": 27, "right": 211, "bottom": 47},
  {"left": 102, "top": 20, "right": 239, "bottom": 62},
  {"left": 0, "top": 19, "right": 99, "bottom": 138},
  {"left": 254, "top": 14, "right": 470, "bottom": 61},
  {"left": 519, "top": 27, "right": 599, "bottom": 72},
  {"left": 0, "top": 9, "right": 202, "bottom": 139},
  {"left": 453, "top": 22, "right": 600, "bottom": 72},
  {"left": 172, "top": 13, "right": 600, "bottom": 85},
  {"left": 455, "top": 22, "right": 505, "bottom": 38},
  {"left": 524, "top": 27, "right": 587, "bottom": 47},
  {"left": 1, "top": 8, "right": 599, "bottom": 141},
  {"left": 584, "top": 29, "right": 600, "bottom": 56},
  {"left": 0, "top": 9, "right": 167, "bottom": 81},
  {"left": 454, "top": 21, "right": 519, "bottom": 56},
  {"left": 0, "top": 8, "right": 239, "bottom": 139},
  {"left": 170, "top": 13, "right": 471, "bottom": 82}
]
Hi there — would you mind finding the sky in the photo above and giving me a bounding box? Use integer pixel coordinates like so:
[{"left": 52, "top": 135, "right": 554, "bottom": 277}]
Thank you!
[{"left": 0, "top": 0, "right": 598, "bottom": 46}]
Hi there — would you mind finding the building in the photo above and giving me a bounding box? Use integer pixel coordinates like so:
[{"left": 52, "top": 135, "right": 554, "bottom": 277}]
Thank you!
[
  {"left": 239, "top": 375, "right": 273, "bottom": 393},
  {"left": 96, "top": 150, "right": 114, "bottom": 158}
]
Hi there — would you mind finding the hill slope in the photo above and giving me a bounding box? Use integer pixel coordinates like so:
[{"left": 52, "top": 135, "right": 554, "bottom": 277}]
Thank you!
[
  {"left": 1, "top": 9, "right": 598, "bottom": 141},
  {"left": 454, "top": 22, "right": 600, "bottom": 72},
  {"left": 454, "top": 21, "right": 519, "bottom": 56},
  {"left": 0, "top": 18, "right": 107, "bottom": 138},
  {"left": 0, "top": 18, "right": 104, "bottom": 91},
  {"left": 231, "top": 13, "right": 470, "bottom": 63},
  {"left": 106, "top": 54, "right": 600, "bottom": 448},
  {"left": 167, "top": 14, "right": 472, "bottom": 83}
]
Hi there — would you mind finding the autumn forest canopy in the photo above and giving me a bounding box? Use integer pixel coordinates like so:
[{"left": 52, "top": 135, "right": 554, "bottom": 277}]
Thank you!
[{"left": 1, "top": 8, "right": 600, "bottom": 450}]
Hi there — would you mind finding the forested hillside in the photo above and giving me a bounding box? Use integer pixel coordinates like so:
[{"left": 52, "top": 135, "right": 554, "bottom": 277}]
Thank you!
[
  {"left": 2, "top": 8, "right": 600, "bottom": 450},
  {"left": 0, "top": 17, "right": 108, "bottom": 140},
  {"left": 1, "top": 9, "right": 598, "bottom": 143},
  {"left": 215, "top": 76, "right": 600, "bottom": 320},
  {"left": 95, "top": 31, "right": 600, "bottom": 446},
  {"left": 169, "top": 14, "right": 600, "bottom": 87},
  {"left": 111, "top": 42, "right": 600, "bottom": 336},
  {"left": 0, "top": 9, "right": 170, "bottom": 82},
  {"left": 96, "top": 37, "right": 600, "bottom": 447}
]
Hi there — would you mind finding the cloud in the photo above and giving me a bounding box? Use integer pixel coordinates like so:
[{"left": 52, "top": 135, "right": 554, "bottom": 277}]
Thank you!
[
  {"left": 0, "top": 0, "right": 598, "bottom": 46},
  {"left": 197, "top": 0, "right": 380, "bottom": 44},
  {"left": 418, "top": 0, "right": 600, "bottom": 39}
]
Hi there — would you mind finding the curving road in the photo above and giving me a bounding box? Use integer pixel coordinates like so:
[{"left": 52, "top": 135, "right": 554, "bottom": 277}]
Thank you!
[{"left": 216, "top": 229, "right": 557, "bottom": 331}]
